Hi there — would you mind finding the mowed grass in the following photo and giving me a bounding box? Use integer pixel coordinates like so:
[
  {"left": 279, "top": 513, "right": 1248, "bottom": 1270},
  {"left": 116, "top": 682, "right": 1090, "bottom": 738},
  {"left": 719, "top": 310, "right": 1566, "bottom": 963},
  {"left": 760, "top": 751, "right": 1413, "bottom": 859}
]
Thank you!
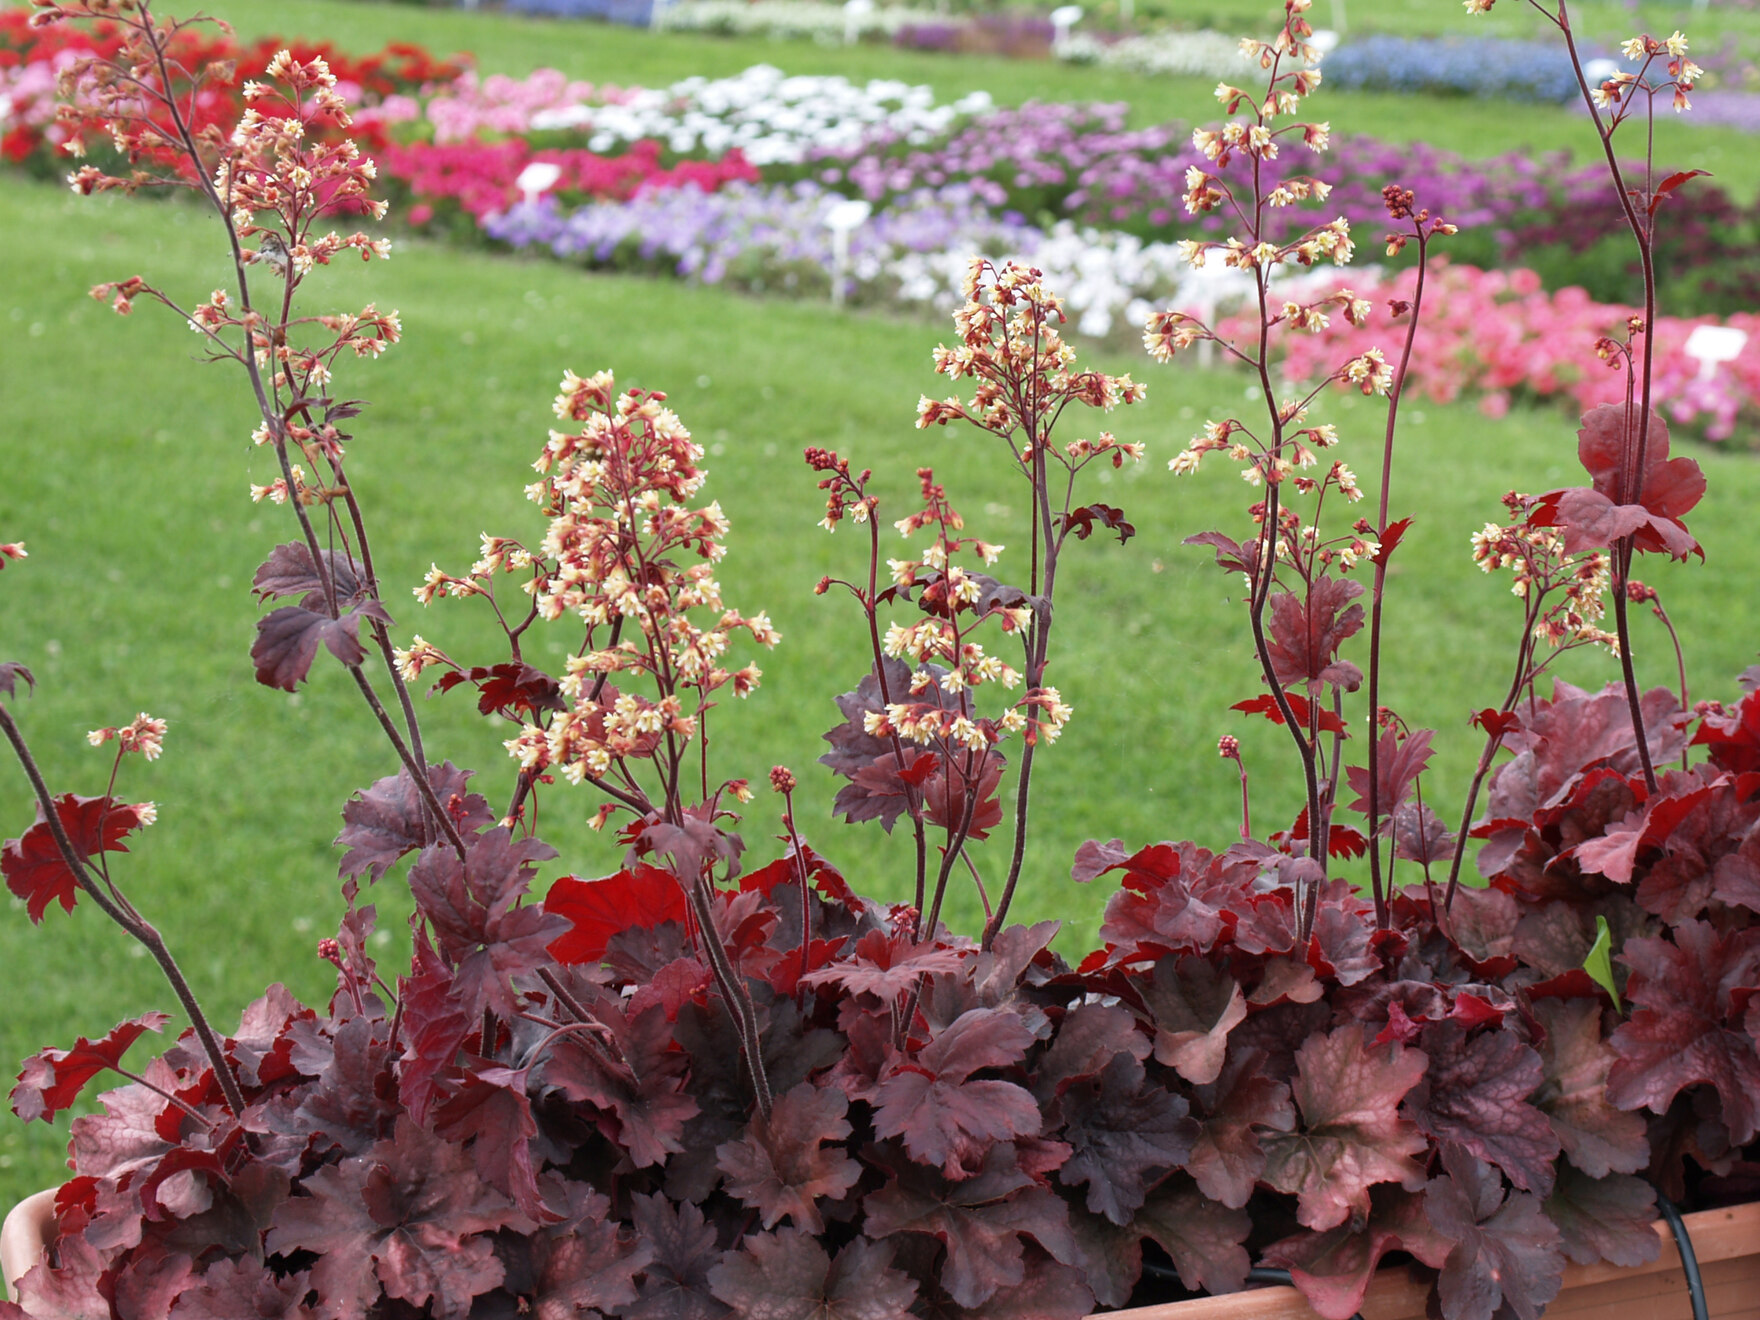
[{"left": 5, "top": 0, "right": 1760, "bottom": 1204}]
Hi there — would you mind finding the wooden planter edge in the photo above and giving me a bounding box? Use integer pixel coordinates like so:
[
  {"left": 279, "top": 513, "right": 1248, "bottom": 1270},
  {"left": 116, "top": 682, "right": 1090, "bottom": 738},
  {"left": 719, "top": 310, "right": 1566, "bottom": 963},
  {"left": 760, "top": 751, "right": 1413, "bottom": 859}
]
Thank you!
[{"left": 1097, "top": 1201, "right": 1760, "bottom": 1320}]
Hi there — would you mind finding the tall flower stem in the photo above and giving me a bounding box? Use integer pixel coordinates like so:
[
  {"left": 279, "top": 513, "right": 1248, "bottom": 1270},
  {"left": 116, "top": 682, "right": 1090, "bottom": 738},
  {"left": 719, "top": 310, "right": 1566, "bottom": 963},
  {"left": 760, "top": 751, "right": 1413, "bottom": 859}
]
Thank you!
[{"left": 1365, "top": 225, "right": 1433, "bottom": 930}]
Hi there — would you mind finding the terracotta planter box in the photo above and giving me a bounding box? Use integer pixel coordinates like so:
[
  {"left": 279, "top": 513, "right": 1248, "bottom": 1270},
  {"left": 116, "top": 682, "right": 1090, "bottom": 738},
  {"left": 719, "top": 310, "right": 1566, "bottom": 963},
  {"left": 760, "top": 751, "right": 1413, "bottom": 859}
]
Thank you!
[{"left": 4, "top": 1189, "right": 1758, "bottom": 1318}]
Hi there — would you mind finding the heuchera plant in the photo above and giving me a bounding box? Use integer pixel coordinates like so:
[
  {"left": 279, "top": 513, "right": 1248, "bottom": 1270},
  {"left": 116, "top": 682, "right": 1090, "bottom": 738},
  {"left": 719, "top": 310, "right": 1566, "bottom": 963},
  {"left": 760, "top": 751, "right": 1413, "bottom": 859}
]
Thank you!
[{"left": 3, "top": 1, "right": 1760, "bottom": 1318}]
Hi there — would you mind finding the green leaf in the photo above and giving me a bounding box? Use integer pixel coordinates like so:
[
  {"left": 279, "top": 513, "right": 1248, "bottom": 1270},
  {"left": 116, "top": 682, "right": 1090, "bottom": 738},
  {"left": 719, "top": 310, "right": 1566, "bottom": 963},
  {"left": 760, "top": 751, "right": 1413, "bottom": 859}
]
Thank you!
[{"left": 1583, "top": 915, "right": 1621, "bottom": 1011}]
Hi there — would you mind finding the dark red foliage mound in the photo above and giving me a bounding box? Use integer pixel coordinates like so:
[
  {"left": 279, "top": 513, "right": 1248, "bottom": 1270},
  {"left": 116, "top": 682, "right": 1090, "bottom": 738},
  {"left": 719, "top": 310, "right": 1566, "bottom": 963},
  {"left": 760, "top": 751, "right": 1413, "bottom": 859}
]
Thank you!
[{"left": 5, "top": 685, "right": 1757, "bottom": 1320}]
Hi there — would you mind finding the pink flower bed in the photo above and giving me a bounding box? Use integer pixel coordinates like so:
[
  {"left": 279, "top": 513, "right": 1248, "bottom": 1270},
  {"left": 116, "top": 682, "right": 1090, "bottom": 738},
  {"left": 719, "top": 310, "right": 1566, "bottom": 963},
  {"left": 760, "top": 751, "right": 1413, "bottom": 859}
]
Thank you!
[
  {"left": 424, "top": 68, "right": 635, "bottom": 143},
  {"left": 376, "top": 138, "right": 762, "bottom": 221},
  {"left": 1220, "top": 259, "right": 1760, "bottom": 440}
]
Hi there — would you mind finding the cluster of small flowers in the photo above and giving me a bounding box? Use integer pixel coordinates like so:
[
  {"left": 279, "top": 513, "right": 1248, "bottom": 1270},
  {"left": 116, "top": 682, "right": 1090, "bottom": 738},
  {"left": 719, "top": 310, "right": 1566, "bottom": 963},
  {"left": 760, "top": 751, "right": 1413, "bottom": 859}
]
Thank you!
[
  {"left": 0, "top": 541, "right": 27, "bottom": 569},
  {"left": 1594, "top": 30, "right": 1703, "bottom": 115},
  {"left": 916, "top": 257, "right": 1147, "bottom": 440},
  {"left": 418, "top": 370, "right": 778, "bottom": 786},
  {"left": 1471, "top": 493, "right": 1617, "bottom": 651},
  {"left": 86, "top": 712, "right": 168, "bottom": 761}
]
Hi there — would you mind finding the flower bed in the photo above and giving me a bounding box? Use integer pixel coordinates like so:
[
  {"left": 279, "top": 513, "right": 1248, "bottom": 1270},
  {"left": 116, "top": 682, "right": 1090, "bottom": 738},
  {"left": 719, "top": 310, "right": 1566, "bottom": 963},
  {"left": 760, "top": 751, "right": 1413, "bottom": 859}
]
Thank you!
[{"left": 8, "top": 10, "right": 1760, "bottom": 433}]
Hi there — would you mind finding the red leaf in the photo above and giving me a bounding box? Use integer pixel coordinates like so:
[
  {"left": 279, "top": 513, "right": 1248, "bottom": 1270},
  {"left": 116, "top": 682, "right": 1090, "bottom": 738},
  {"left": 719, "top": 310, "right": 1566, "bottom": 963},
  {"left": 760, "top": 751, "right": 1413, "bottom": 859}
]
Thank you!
[
  {"left": 1471, "top": 707, "right": 1521, "bottom": 738},
  {"left": 1345, "top": 727, "right": 1436, "bottom": 822},
  {"left": 1371, "top": 517, "right": 1412, "bottom": 568},
  {"left": 544, "top": 864, "right": 688, "bottom": 965},
  {"left": 1694, "top": 689, "right": 1760, "bottom": 774},
  {"left": 1263, "top": 1185, "right": 1450, "bottom": 1320},
  {"left": 709, "top": 1230, "right": 917, "bottom": 1320},
  {"left": 800, "top": 928, "right": 968, "bottom": 1002},
  {"left": 872, "top": 1008, "right": 1042, "bottom": 1178},
  {"left": 3, "top": 795, "right": 147, "bottom": 923},
  {"left": 10, "top": 1012, "right": 171, "bottom": 1123},
  {"left": 1232, "top": 693, "right": 1348, "bottom": 736},
  {"left": 1259, "top": 1025, "right": 1429, "bottom": 1231},
  {"left": 1533, "top": 406, "right": 1706, "bottom": 559},
  {"left": 1266, "top": 577, "right": 1365, "bottom": 691},
  {"left": 1649, "top": 168, "right": 1709, "bottom": 214},
  {"left": 1058, "top": 502, "right": 1135, "bottom": 545}
]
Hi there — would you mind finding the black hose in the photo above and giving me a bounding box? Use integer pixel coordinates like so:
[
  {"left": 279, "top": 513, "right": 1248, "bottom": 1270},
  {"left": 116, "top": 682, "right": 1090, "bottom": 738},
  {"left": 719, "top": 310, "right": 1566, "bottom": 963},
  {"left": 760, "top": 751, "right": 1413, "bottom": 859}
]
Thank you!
[{"left": 1654, "top": 1190, "right": 1710, "bottom": 1320}]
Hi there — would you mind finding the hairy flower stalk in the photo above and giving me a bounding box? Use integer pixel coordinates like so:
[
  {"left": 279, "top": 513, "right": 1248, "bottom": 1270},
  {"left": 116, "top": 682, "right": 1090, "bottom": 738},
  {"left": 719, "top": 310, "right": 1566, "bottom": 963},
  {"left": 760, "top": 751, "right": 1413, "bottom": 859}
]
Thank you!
[{"left": 1365, "top": 189, "right": 1451, "bottom": 928}]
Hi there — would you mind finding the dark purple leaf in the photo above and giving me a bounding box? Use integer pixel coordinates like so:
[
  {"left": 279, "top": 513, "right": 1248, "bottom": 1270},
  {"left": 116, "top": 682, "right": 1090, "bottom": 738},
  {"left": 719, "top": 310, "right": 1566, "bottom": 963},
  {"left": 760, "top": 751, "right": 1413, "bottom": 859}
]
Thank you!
[
  {"left": 1033, "top": 1001, "right": 1147, "bottom": 1100},
  {"left": 708, "top": 1230, "right": 917, "bottom": 1320},
  {"left": 716, "top": 1082, "right": 862, "bottom": 1233},
  {"left": 524, "top": 1191, "right": 652, "bottom": 1320},
  {"left": 862, "top": 1145, "right": 1078, "bottom": 1309},
  {"left": 1052, "top": 1053, "right": 1197, "bottom": 1224},
  {"left": 251, "top": 542, "right": 364, "bottom": 610},
  {"left": 0, "top": 661, "right": 34, "bottom": 698},
  {"left": 167, "top": 1258, "right": 316, "bottom": 1320},
  {"left": 1543, "top": 1165, "right": 1660, "bottom": 1268},
  {"left": 335, "top": 762, "right": 494, "bottom": 882},
  {"left": 1266, "top": 576, "right": 1365, "bottom": 692},
  {"left": 1344, "top": 727, "right": 1435, "bottom": 823},
  {"left": 535, "top": 994, "right": 698, "bottom": 1168},
  {"left": 1142, "top": 955, "right": 1246, "bottom": 1086},
  {"left": 1131, "top": 1175, "right": 1251, "bottom": 1296},
  {"left": 406, "top": 828, "right": 565, "bottom": 1019},
  {"left": 623, "top": 1192, "right": 730, "bottom": 1320},
  {"left": 266, "top": 1116, "right": 526, "bottom": 1320},
  {"left": 872, "top": 1007, "right": 1040, "bottom": 1178},
  {"left": 1184, "top": 529, "right": 1258, "bottom": 578},
  {"left": 1424, "top": 1147, "right": 1564, "bottom": 1320},
  {"left": 251, "top": 603, "right": 388, "bottom": 692},
  {"left": 1188, "top": 1048, "right": 1296, "bottom": 1209},
  {"left": 1532, "top": 997, "right": 1649, "bottom": 1178},
  {"left": 1404, "top": 1020, "right": 1560, "bottom": 1195}
]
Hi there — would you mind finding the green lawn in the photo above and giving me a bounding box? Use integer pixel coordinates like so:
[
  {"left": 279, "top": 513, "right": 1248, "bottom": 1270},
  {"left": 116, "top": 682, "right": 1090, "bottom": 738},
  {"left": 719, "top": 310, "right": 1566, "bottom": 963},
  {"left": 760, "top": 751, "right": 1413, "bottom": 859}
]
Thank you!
[{"left": 5, "top": 0, "right": 1760, "bottom": 1206}]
